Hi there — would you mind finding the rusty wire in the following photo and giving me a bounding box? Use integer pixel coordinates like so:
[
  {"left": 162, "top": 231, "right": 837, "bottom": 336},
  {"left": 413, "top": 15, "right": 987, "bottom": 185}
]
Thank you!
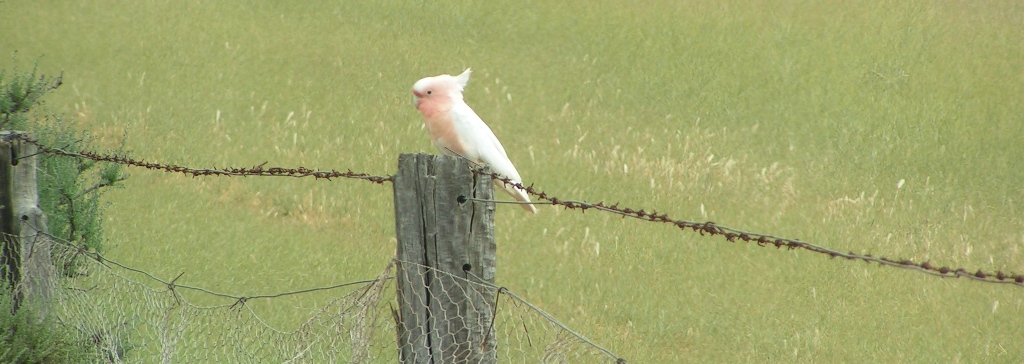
[
  {"left": 14, "top": 132, "right": 1023, "bottom": 288},
  {"left": 471, "top": 169, "right": 1024, "bottom": 288},
  {"left": 12, "top": 133, "right": 392, "bottom": 183}
]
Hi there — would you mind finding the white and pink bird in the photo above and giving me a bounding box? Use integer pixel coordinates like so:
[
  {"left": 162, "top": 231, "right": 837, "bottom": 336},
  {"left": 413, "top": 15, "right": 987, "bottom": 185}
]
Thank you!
[{"left": 411, "top": 69, "right": 537, "bottom": 214}]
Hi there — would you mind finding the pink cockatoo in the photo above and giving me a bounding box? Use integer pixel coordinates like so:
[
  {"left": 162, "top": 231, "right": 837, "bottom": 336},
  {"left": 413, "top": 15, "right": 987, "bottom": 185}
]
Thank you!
[{"left": 412, "top": 69, "right": 537, "bottom": 214}]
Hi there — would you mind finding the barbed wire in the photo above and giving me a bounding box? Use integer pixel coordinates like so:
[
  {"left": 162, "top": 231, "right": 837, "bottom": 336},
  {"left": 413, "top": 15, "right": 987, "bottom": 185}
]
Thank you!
[
  {"left": 12, "top": 133, "right": 1023, "bottom": 288},
  {"left": 468, "top": 169, "right": 1024, "bottom": 288},
  {"left": 9, "top": 133, "right": 393, "bottom": 183}
]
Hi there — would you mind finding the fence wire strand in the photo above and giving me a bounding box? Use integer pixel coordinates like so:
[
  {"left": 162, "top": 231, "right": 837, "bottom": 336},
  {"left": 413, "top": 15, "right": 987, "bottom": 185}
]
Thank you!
[
  {"left": 466, "top": 168, "right": 1024, "bottom": 288},
  {"left": 15, "top": 133, "right": 1024, "bottom": 288},
  {"left": 12, "top": 133, "right": 392, "bottom": 183}
]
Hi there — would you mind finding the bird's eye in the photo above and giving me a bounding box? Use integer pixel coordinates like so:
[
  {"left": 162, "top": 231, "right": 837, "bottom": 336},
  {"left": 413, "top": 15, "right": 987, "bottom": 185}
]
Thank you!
[{"left": 426, "top": 90, "right": 432, "bottom": 95}]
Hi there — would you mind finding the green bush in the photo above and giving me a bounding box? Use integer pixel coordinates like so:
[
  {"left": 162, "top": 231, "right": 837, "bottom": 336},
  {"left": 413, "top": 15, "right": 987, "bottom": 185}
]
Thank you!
[
  {"left": 2, "top": 58, "right": 127, "bottom": 362},
  {"left": 0, "top": 284, "right": 98, "bottom": 364},
  {"left": 1, "top": 59, "right": 126, "bottom": 270}
]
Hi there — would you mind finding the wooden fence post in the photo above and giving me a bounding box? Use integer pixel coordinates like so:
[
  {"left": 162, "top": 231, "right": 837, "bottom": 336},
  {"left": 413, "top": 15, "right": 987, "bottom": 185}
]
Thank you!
[
  {"left": 393, "top": 153, "right": 498, "bottom": 364},
  {"left": 0, "top": 131, "right": 55, "bottom": 313}
]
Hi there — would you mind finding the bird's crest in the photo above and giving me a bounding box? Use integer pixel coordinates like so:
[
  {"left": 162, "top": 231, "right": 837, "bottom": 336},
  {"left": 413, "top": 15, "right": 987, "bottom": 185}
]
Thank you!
[
  {"left": 455, "top": 68, "right": 471, "bottom": 89},
  {"left": 412, "top": 69, "right": 472, "bottom": 98}
]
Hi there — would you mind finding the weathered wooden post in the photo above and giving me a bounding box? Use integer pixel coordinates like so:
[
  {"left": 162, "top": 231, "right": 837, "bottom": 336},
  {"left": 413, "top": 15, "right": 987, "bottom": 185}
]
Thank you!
[
  {"left": 0, "top": 131, "right": 55, "bottom": 313},
  {"left": 393, "top": 153, "right": 498, "bottom": 364}
]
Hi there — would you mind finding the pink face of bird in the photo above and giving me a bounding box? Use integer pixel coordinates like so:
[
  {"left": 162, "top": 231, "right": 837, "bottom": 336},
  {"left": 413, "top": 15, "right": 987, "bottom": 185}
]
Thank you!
[
  {"left": 411, "top": 79, "right": 442, "bottom": 118},
  {"left": 411, "top": 69, "right": 472, "bottom": 114},
  {"left": 412, "top": 78, "right": 452, "bottom": 120},
  {"left": 410, "top": 78, "right": 438, "bottom": 110}
]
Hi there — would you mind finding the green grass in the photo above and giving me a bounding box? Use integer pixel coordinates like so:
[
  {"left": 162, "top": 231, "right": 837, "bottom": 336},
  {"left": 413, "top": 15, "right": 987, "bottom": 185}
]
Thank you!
[{"left": 3, "top": 0, "right": 1023, "bottom": 362}]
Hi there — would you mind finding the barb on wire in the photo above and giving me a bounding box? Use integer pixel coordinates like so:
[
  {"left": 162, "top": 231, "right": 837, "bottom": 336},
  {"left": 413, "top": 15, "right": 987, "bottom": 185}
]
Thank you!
[
  {"left": 15, "top": 131, "right": 1020, "bottom": 288},
  {"left": 11, "top": 133, "right": 393, "bottom": 184},
  {"left": 461, "top": 169, "right": 1024, "bottom": 289}
]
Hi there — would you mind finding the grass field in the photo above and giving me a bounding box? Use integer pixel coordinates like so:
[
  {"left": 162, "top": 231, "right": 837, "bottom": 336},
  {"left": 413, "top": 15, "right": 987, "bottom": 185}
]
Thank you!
[{"left": 3, "top": 0, "right": 1023, "bottom": 362}]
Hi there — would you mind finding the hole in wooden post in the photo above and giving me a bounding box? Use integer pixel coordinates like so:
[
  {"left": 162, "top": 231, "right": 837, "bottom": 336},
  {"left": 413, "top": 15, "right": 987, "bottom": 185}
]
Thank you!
[
  {"left": 462, "top": 263, "right": 472, "bottom": 272},
  {"left": 21, "top": 215, "right": 29, "bottom": 222},
  {"left": 456, "top": 195, "right": 467, "bottom": 204}
]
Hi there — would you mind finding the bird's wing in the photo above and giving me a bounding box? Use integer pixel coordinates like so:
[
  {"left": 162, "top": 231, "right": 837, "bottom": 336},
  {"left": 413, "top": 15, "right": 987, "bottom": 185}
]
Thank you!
[
  {"left": 450, "top": 102, "right": 537, "bottom": 213},
  {"left": 449, "top": 102, "right": 520, "bottom": 181}
]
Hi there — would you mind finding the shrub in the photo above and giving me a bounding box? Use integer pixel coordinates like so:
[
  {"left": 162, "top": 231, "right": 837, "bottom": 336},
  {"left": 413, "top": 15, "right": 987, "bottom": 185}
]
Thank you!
[
  {"left": 2, "top": 57, "right": 127, "bottom": 362},
  {"left": 0, "top": 284, "right": 98, "bottom": 364},
  {"left": 1, "top": 58, "right": 126, "bottom": 272}
]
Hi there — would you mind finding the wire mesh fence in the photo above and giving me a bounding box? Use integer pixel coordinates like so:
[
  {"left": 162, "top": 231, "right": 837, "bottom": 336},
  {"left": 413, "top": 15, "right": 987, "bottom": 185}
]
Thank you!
[
  {"left": 47, "top": 235, "right": 397, "bottom": 363},
  {"left": 13, "top": 223, "right": 624, "bottom": 363},
  {"left": 392, "top": 259, "right": 624, "bottom": 364}
]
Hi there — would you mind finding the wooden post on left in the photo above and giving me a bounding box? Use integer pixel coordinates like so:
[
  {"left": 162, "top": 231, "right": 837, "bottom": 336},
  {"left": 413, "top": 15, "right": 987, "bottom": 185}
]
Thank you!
[{"left": 0, "top": 131, "right": 55, "bottom": 314}]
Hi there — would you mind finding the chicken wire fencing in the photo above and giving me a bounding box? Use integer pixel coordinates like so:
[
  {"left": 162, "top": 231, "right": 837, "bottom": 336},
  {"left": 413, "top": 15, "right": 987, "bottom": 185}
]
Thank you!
[
  {"left": 393, "top": 259, "right": 624, "bottom": 364},
  {"left": 8, "top": 226, "right": 624, "bottom": 363}
]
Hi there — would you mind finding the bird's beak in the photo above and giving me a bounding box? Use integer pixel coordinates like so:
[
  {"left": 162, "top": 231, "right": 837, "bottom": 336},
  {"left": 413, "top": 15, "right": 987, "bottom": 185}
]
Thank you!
[{"left": 411, "top": 91, "right": 422, "bottom": 108}]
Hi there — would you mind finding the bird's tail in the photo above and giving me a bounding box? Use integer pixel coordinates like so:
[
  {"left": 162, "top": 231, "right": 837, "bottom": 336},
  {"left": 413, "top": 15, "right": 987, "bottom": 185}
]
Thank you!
[{"left": 494, "top": 181, "right": 538, "bottom": 214}]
